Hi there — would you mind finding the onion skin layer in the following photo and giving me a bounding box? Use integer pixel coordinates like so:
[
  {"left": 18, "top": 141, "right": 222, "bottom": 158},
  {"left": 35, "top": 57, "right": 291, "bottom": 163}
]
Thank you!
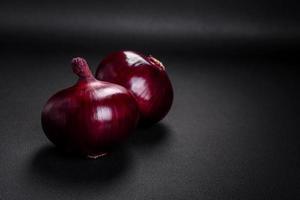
[
  {"left": 96, "top": 51, "right": 173, "bottom": 125},
  {"left": 41, "top": 57, "right": 139, "bottom": 158}
]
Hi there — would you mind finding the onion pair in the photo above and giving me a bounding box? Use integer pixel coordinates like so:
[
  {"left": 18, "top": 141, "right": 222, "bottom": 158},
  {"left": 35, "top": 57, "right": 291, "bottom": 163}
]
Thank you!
[{"left": 41, "top": 51, "right": 173, "bottom": 158}]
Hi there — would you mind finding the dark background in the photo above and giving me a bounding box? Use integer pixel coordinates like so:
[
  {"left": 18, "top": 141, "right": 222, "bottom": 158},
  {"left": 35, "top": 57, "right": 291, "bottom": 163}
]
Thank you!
[{"left": 0, "top": 0, "right": 299, "bottom": 199}]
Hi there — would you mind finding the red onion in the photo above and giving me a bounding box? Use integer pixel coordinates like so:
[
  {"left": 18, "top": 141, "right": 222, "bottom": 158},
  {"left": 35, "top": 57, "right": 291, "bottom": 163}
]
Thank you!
[
  {"left": 95, "top": 51, "right": 173, "bottom": 125},
  {"left": 41, "top": 57, "right": 139, "bottom": 158}
]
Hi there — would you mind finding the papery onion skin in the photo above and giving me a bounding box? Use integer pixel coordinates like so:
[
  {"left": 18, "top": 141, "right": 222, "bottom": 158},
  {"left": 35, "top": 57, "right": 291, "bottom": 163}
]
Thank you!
[
  {"left": 41, "top": 57, "right": 139, "bottom": 158},
  {"left": 95, "top": 51, "right": 173, "bottom": 125}
]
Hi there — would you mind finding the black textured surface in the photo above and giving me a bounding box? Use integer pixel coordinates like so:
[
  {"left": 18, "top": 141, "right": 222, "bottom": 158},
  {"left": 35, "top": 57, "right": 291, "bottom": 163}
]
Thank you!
[
  {"left": 1, "top": 0, "right": 300, "bottom": 55},
  {"left": 0, "top": 52, "right": 299, "bottom": 200}
]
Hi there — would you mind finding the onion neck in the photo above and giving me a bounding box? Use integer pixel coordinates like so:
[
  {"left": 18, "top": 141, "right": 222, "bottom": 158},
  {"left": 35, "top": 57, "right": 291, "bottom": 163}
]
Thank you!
[
  {"left": 71, "top": 57, "right": 95, "bottom": 80},
  {"left": 148, "top": 55, "right": 165, "bottom": 70}
]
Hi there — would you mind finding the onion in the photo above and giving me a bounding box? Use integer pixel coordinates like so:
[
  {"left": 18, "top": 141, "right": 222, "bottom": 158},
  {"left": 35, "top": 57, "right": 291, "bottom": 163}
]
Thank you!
[
  {"left": 96, "top": 51, "right": 173, "bottom": 125},
  {"left": 41, "top": 57, "right": 139, "bottom": 158}
]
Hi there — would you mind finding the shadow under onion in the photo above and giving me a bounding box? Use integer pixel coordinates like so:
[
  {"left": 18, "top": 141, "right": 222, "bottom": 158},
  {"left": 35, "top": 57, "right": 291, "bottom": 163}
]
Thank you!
[{"left": 30, "top": 145, "right": 131, "bottom": 186}]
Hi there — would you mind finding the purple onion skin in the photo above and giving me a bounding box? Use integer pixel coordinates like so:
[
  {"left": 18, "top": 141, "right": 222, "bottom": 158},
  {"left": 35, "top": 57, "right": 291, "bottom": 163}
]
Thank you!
[
  {"left": 41, "top": 57, "right": 139, "bottom": 158},
  {"left": 95, "top": 51, "right": 173, "bottom": 125}
]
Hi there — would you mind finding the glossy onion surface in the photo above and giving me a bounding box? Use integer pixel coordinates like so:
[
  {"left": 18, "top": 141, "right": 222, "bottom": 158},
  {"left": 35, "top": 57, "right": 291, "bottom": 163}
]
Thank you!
[
  {"left": 96, "top": 51, "right": 173, "bottom": 125},
  {"left": 41, "top": 57, "right": 139, "bottom": 158}
]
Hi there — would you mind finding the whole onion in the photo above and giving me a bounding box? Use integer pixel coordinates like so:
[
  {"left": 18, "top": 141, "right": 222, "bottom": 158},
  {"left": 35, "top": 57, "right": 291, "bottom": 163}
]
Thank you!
[
  {"left": 41, "top": 57, "right": 139, "bottom": 158},
  {"left": 95, "top": 51, "right": 173, "bottom": 125}
]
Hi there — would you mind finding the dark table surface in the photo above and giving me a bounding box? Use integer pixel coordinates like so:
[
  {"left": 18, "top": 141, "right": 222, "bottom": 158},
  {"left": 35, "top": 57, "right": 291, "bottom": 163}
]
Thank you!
[{"left": 0, "top": 50, "right": 299, "bottom": 200}]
